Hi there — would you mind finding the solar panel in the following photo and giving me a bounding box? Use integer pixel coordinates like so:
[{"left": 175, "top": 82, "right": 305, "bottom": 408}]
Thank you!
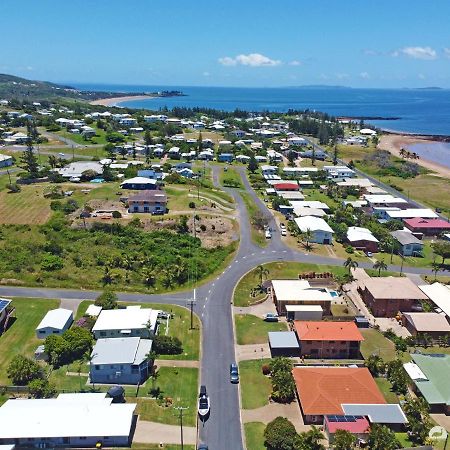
[
  {"left": 0, "top": 299, "right": 10, "bottom": 311},
  {"left": 327, "top": 415, "right": 364, "bottom": 423}
]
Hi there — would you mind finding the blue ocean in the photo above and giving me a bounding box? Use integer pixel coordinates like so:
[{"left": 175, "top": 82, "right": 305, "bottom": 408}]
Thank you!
[{"left": 74, "top": 84, "right": 450, "bottom": 136}]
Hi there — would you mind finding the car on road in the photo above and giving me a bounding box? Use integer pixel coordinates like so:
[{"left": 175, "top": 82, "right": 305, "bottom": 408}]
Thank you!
[
  {"left": 230, "top": 363, "right": 239, "bottom": 383},
  {"left": 197, "top": 444, "right": 208, "bottom": 450},
  {"left": 281, "top": 229, "right": 287, "bottom": 236},
  {"left": 58, "top": 152, "right": 65, "bottom": 157},
  {"left": 265, "top": 229, "right": 272, "bottom": 239},
  {"left": 264, "top": 313, "right": 279, "bottom": 322}
]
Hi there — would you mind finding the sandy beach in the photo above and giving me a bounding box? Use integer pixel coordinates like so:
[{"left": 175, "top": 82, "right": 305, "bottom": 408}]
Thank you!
[
  {"left": 378, "top": 134, "right": 450, "bottom": 178},
  {"left": 89, "top": 95, "right": 154, "bottom": 107}
]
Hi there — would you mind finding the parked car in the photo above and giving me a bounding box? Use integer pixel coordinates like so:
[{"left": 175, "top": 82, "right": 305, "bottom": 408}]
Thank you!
[
  {"left": 265, "top": 229, "right": 272, "bottom": 239},
  {"left": 230, "top": 363, "right": 239, "bottom": 383},
  {"left": 281, "top": 229, "right": 287, "bottom": 236},
  {"left": 264, "top": 313, "right": 279, "bottom": 322},
  {"left": 366, "top": 251, "right": 373, "bottom": 257},
  {"left": 197, "top": 444, "right": 209, "bottom": 450}
]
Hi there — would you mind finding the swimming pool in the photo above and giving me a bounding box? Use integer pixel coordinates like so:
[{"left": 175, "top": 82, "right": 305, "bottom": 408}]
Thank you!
[
  {"left": 329, "top": 290, "right": 339, "bottom": 298},
  {"left": 91, "top": 178, "right": 104, "bottom": 183}
]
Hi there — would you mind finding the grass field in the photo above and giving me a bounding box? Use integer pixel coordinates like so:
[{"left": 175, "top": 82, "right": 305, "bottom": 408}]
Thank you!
[
  {"left": 0, "top": 297, "right": 60, "bottom": 384},
  {"left": 360, "top": 328, "right": 397, "bottom": 362},
  {"left": 240, "top": 191, "right": 268, "bottom": 248},
  {"left": 239, "top": 359, "right": 272, "bottom": 409},
  {"left": 233, "top": 261, "right": 346, "bottom": 307},
  {"left": 375, "top": 377, "right": 399, "bottom": 403},
  {"left": 244, "top": 422, "right": 266, "bottom": 450},
  {"left": 235, "top": 314, "right": 287, "bottom": 345},
  {"left": 219, "top": 167, "right": 244, "bottom": 189},
  {"left": 374, "top": 241, "right": 439, "bottom": 269}
]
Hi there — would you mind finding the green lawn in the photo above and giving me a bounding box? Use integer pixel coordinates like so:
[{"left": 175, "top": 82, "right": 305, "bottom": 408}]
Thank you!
[
  {"left": 240, "top": 191, "right": 268, "bottom": 248},
  {"left": 374, "top": 241, "right": 439, "bottom": 269},
  {"left": 0, "top": 297, "right": 60, "bottom": 384},
  {"left": 360, "top": 329, "right": 397, "bottom": 362},
  {"left": 233, "top": 262, "right": 346, "bottom": 307},
  {"left": 134, "top": 367, "right": 198, "bottom": 426},
  {"left": 239, "top": 359, "right": 272, "bottom": 409},
  {"left": 395, "top": 432, "right": 413, "bottom": 448},
  {"left": 219, "top": 167, "right": 244, "bottom": 189},
  {"left": 235, "top": 314, "right": 287, "bottom": 345},
  {"left": 244, "top": 422, "right": 266, "bottom": 450},
  {"left": 375, "top": 377, "right": 399, "bottom": 403}
]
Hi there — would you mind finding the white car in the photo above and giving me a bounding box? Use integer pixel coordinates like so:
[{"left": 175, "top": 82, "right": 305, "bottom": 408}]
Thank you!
[
  {"left": 281, "top": 229, "right": 287, "bottom": 236},
  {"left": 265, "top": 230, "right": 272, "bottom": 239}
]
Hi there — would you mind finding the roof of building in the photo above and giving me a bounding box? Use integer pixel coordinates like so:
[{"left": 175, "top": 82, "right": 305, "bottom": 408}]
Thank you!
[
  {"left": 325, "top": 415, "right": 370, "bottom": 434},
  {"left": 0, "top": 154, "right": 13, "bottom": 162},
  {"left": 0, "top": 298, "right": 11, "bottom": 314},
  {"left": 57, "top": 161, "right": 103, "bottom": 178},
  {"left": 285, "top": 305, "right": 323, "bottom": 312},
  {"left": 290, "top": 200, "right": 330, "bottom": 210},
  {"left": 386, "top": 209, "right": 438, "bottom": 219},
  {"left": 85, "top": 304, "right": 102, "bottom": 317},
  {"left": 293, "top": 207, "right": 326, "bottom": 217},
  {"left": 36, "top": 308, "right": 73, "bottom": 331},
  {"left": 404, "top": 218, "right": 450, "bottom": 229},
  {"left": 403, "top": 362, "right": 428, "bottom": 381},
  {"left": 128, "top": 190, "right": 167, "bottom": 203},
  {"left": 337, "top": 178, "right": 373, "bottom": 187},
  {"left": 271, "top": 279, "right": 311, "bottom": 300},
  {"left": 362, "top": 277, "right": 428, "bottom": 300},
  {"left": 292, "top": 367, "right": 386, "bottom": 415},
  {"left": 92, "top": 306, "right": 158, "bottom": 333},
  {"left": 409, "top": 353, "right": 450, "bottom": 405},
  {"left": 402, "top": 312, "right": 450, "bottom": 333},
  {"left": 294, "top": 321, "right": 364, "bottom": 342},
  {"left": 364, "top": 194, "right": 408, "bottom": 205},
  {"left": 120, "top": 177, "right": 158, "bottom": 186},
  {"left": 418, "top": 283, "right": 450, "bottom": 318},
  {"left": 294, "top": 216, "right": 334, "bottom": 234},
  {"left": 390, "top": 230, "right": 423, "bottom": 246},
  {"left": 347, "top": 227, "right": 379, "bottom": 243},
  {"left": 273, "top": 183, "right": 299, "bottom": 191},
  {"left": 268, "top": 331, "right": 300, "bottom": 349},
  {"left": 91, "top": 337, "right": 152, "bottom": 365},
  {"left": 341, "top": 404, "right": 408, "bottom": 424},
  {"left": 0, "top": 393, "right": 136, "bottom": 439}
]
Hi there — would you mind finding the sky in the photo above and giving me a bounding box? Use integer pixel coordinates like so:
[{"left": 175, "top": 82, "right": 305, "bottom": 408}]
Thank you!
[{"left": 1, "top": 0, "right": 450, "bottom": 88}]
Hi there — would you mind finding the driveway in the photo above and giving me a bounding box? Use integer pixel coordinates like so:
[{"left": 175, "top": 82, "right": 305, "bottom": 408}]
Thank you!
[
  {"left": 133, "top": 419, "right": 197, "bottom": 445},
  {"left": 236, "top": 344, "right": 271, "bottom": 362}
]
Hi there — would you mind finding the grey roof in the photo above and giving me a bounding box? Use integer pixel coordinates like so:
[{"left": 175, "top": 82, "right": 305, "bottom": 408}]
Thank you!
[
  {"left": 342, "top": 403, "right": 408, "bottom": 424},
  {"left": 91, "top": 337, "right": 152, "bottom": 365},
  {"left": 268, "top": 331, "right": 299, "bottom": 349},
  {"left": 391, "top": 230, "right": 423, "bottom": 246}
]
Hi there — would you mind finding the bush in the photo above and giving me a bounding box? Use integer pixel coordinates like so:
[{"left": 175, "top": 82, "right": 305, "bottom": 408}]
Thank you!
[
  {"left": 7, "top": 355, "right": 43, "bottom": 385},
  {"left": 28, "top": 379, "right": 56, "bottom": 399},
  {"left": 41, "top": 254, "right": 64, "bottom": 271},
  {"left": 153, "top": 335, "right": 183, "bottom": 355},
  {"left": 95, "top": 290, "right": 118, "bottom": 310},
  {"left": 345, "top": 245, "right": 354, "bottom": 254},
  {"left": 200, "top": 224, "right": 207, "bottom": 232},
  {"left": 264, "top": 417, "right": 298, "bottom": 450},
  {"left": 189, "top": 201, "right": 196, "bottom": 209},
  {"left": 112, "top": 211, "right": 122, "bottom": 219}
]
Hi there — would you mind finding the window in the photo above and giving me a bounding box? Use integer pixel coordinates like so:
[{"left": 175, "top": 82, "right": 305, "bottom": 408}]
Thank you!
[
  {"left": 329, "top": 341, "right": 335, "bottom": 344},
  {"left": 95, "top": 365, "right": 100, "bottom": 370},
  {"left": 52, "top": 330, "right": 59, "bottom": 334},
  {"left": 100, "top": 331, "right": 106, "bottom": 337},
  {"left": 38, "top": 330, "right": 45, "bottom": 334}
]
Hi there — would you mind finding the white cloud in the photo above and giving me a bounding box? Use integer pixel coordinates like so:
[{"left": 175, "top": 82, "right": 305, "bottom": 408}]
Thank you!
[
  {"left": 393, "top": 46, "right": 437, "bottom": 60},
  {"left": 335, "top": 73, "right": 349, "bottom": 80},
  {"left": 444, "top": 48, "right": 450, "bottom": 58},
  {"left": 203, "top": 71, "right": 210, "bottom": 77},
  {"left": 288, "top": 60, "right": 301, "bottom": 66},
  {"left": 359, "top": 72, "right": 370, "bottom": 79},
  {"left": 218, "top": 53, "right": 281, "bottom": 67},
  {"left": 418, "top": 73, "right": 426, "bottom": 80}
]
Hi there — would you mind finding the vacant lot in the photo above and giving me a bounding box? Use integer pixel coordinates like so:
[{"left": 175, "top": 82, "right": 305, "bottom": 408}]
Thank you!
[
  {"left": 239, "top": 359, "right": 272, "bottom": 409},
  {"left": 235, "top": 314, "right": 287, "bottom": 345}
]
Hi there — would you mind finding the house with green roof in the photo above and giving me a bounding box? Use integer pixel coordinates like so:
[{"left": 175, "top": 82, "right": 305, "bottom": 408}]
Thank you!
[{"left": 403, "top": 353, "right": 450, "bottom": 414}]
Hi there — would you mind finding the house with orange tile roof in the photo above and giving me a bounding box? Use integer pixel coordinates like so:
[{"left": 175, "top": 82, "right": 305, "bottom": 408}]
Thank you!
[
  {"left": 292, "top": 367, "right": 386, "bottom": 424},
  {"left": 293, "top": 321, "right": 364, "bottom": 359}
]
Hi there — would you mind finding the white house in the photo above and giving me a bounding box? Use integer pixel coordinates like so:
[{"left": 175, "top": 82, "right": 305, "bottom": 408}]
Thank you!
[
  {"left": 0, "top": 154, "right": 13, "bottom": 168},
  {"left": 294, "top": 216, "right": 334, "bottom": 244},
  {"left": 92, "top": 306, "right": 159, "bottom": 339},
  {"left": 119, "top": 117, "right": 137, "bottom": 126},
  {"left": 287, "top": 136, "right": 308, "bottom": 146},
  {"left": 323, "top": 165, "right": 356, "bottom": 179},
  {"left": 261, "top": 165, "right": 278, "bottom": 176},
  {"left": 360, "top": 128, "right": 377, "bottom": 136},
  {"left": 390, "top": 230, "right": 424, "bottom": 256},
  {"left": 0, "top": 393, "right": 136, "bottom": 448},
  {"left": 35, "top": 308, "right": 73, "bottom": 339}
]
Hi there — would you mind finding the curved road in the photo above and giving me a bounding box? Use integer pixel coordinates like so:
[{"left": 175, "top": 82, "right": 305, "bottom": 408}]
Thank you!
[{"left": 0, "top": 165, "right": 444, "bottom": 450}]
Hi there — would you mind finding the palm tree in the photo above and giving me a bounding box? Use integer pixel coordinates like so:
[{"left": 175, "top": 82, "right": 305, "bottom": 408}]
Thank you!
[
  {"left": 431, "top": 261, "right": 441, "bottom": 281},
  {"left": 300, "top": 229, "right": 314, "bottom": 250},
  {"left": 399, "top": 148, "right": 406, "bottom": 158},
  {"left": 143, "top": 268, "right": 156, "bottom": 288},
  {"left": 343, "top": 257, "right": 358, "bottom": 274},
  {"left": 256, "top": 265, "right": 269, "bottom": 290},
  {"left": 101, "top": 266, "right": 113, "bottom": 285},
  {"left": 373, "top": 259, "right": 388, "bottom": 277}
]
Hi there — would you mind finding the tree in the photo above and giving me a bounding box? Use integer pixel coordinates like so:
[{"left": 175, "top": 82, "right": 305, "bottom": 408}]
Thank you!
[
  {"left": 247, "top": 155, "right": 258, "bottom": 173},
  {"left": 431, "top": 260, "right": 441, "bottom": 281},
  {"left": 373, "top": 259, "right": 388, "bottom": 276},
  {"left": 270, "top": 357, "right": 296, "bottom": 403},
  {"left": 343, "top": 257, "right": 358, "bottom": 274},
  {"left": 403, "top": 397, "right": 432, "bottom": 445},
  {"left": 63, "top": 326, "right": 93, "bottom": 360},
  {"left": 333, "top": 144, "right": 339, "bottom": 165},
  {"left": 153, "top": 335, "right": 183, "bottom": 355},
  {"left": 311, "top": 145, "right": 316, "bottom": 166},
  {"left": 197, "top": 131, "right": 203, "bottom": 152},
  {"left": 287, "top": 150, "right": 296, "bottom": 166},
  {"left": 104, "top": 142, "right": 116, "bottom": 159},
  {"left": 366, "top": 354, "right": 386, "bottom": 376},
  {"left": 299, "top": 229, "right": 314, "bottom": 250},
  {"left": 251, "top": 211, "right": 270, "bottom": 230},
  {"left": 299, "top": 426, "right": 325, "bottom": 450},
  {"left": 256, "top": 264, "right": 269, "bottom": 290},
  {"left": 386, "top": 359, "right": 408, "bottom": 395},
  {"left": 20, "top": 142, "right": 39, "bottom": 179},
  {"left": 7, "top": 355, "right": 43, "bottom": 385},
  {"left": 28, "top": 378, "right": 56, "bottom": 399},
  {"left": 102, "top": 164, "right": 117, "bottom": 182},
  {"left": 333, "top": 429, "right": 356, "bottom": 450},
  {"left": 264, "top": 416, "right": 299, "bottom": 450},
  {"left": 367, "top": 424, "right": 400, "bottom": 450},
  {"left": 95, "top": 289, "right": 118, "bottom": 309},
  {"left": 431, "top": 241, "right": 450, "bottom": 265}
]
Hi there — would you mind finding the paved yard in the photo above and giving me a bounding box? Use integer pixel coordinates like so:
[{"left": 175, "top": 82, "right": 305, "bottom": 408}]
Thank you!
[
  {"left": 233, "top": 296, "right": 276, "bottom": 317},
  {"left": 134, "top": 419, "right": 197, "bottom": 445},
  {"left": 236, "top": 343, "right": 271, "bottom": 361}
]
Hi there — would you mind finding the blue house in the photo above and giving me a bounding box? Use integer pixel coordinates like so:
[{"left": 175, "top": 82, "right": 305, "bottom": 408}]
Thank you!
[
  {"left": 218, "top": 153, "right": 234, "bottom": 163},
  {"left": 137, "top": 169, "right": 164, "bottom": 181},
  {"left": 90, "top": 337, "right": 153, "bottom": 385}
]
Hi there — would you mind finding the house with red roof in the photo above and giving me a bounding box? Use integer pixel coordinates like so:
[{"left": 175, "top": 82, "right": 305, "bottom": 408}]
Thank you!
[
  {"left": 273, "top": 182, "right": 299, "bottom": 191},
  {"left": 293, "top": 321, "right": 364, "bottom": 359},
  {"left": 404, "top": 218, "right": 450, "bottom": 236}
]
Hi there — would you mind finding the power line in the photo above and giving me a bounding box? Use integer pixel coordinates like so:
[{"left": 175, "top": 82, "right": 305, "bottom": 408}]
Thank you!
[{"left": 173, "top": 406, "right": 189, "bottom": 450}]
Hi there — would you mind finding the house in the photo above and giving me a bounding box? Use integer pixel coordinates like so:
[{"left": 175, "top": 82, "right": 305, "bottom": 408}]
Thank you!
[
  {"left": 273, "top": 182, "right": 299, "bottom": 192},
  {"left": 119, "top": 117, "right": 137, "bottom": 126},
  {"left": 287, "top": 136, "right": 308, "bottom": 146},
  {"left": 390, "top": 230, "right": 424, "bottom": 256},
  {"left": 364, "top": 194, "right": 409, "bottom": 209},
  {"left": 270, "top": 280, "right": 333, "bottom": 315},
  {"left": 218, "top": 153, "right": 234, "bottom": 163},
  {"left": 268, "top": 331, "right": 300, "bottom": 357},
  {"left": 289, "top": 200, "right": 330, "bottom": 212},
  {"left": 324, "top": 415, "right": 370, "bottom": 444},
  {"left": 0, "top": 393, "right": 136, "bottom": 448},
  {"left": 137, "top": 169, "right": 164, "bottom": 181},
  {"left": 401, "top": 312, "right": 450, "bottom": 339},
  {"left": 231, "top": 129, "right": 246, "bottom": 138},
  {"left": 128, "top": 190, "right": 167, "bottom": 214},
  {"left": 358, "top": 277, "right": 428, "bottom": 317},
  {"left": 0, "top": 155, "right": 13, "bottom": 168},
  {"left": 294, "top": 216, "right": 334, "bottom": 244},
  {"left": 292, "top": 367, "right": 386, "bottom": 424},
  {"left": 267, "top": 149, "right": 283, "bottom": 162},
  {"left": 346, "top": 227, "right": 379, "bottom": 253},
  {"left": 235, "top": 154, "right": 251, "bottom": 163},
  {"left": 385, "top": 208, "right": 438, "bottom": 221},
  {"left": 404, "top": 218, "right": 450, "bottom": 236},
  {"left": 92, "top": 306, "right": 158, "bottom": 339},
  {"left": 261, "top": 165, "right": 278, "bottom": 177},
  {"left": 35, "top": 308, "right": 73, "bottom": 339},
  {"left": 120, "top": 177, "right": 158, "bottom": 190},
  {"left": 278, "top": 191, "right": 305, "bottom": 201},
  {"left": 323, "top": 165, "right": 356, "bottom": 179},
  {"left": 300, "top": 149, "right": 327, "bottom": 160},
  {"left": 285, "top": 305, "right": 323, "bottom": 321},
  {"left": 404, "top": 353, "right": 450, "bottom": 414},
  {"left": 90, "top": 337, "right": 153, "bottom": 385},
  {"left": 283, "top": 167, "right": 318, "bottom": 176},
  {"left": 57, "top": 161, "right": 103, "bottom": 179},
  {"left": 359, "top": 128, "right": 377, "bottom": 136},
  {"left": 418, "top": 283, "right": 450, "bottom": 320},
  {"left": 294, "top": 321, "right": 364, "bottom": 359}
]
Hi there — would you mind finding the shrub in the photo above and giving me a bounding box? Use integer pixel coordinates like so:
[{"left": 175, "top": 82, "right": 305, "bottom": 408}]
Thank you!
[
  {"left": 41, "top": 254, "right": 64, "bottom": 271},
  {"left": 112, "top": 211, "right": 122, "bottom": 219},
  {"left": 153, "top": 335, "right": 183, "bottom": 355},
  {"left": 261, "top": 364, "right": 271, "bottom": 375},
  {"left": 28, "top": 379, "right": 56, "bottom": 399},
  {"left": 264, "top": 417, "right": 299, "bottom": 450},
  {"left": 189, "top": 201, "right": 196, "bottom": 209},
  {"left": 345, "top": 245, "right": 354, "bottom": 254},
  {"left": 7, "top": 355, "right": 43, "bottom": 385},
  {"left": 200, "top": 224, "right": 207, "bottom": 232},
  {"left": 95, "top": 290, "right": 118, "bottom": 310}
]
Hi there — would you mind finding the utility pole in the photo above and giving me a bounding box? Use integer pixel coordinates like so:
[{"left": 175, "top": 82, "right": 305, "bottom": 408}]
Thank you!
[
  {"left": 174, "top": 406, "right": 189, "bottom": 450},
  {"left": 6, "top": 169, "right": 11, "bottom": 185}
]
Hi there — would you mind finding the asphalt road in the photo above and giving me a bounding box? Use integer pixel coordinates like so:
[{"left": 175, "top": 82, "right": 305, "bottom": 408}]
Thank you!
[{"left": 0, "top": 164, "right": 445, "bottom": 450}]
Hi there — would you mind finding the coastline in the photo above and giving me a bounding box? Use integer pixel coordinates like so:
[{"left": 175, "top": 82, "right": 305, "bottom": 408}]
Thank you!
[
  {"left": 378, "top": 134, "right": 450, "bottom": 178},
  {"left": 89, "top": 95, "right": 155, "bottom": 107}
]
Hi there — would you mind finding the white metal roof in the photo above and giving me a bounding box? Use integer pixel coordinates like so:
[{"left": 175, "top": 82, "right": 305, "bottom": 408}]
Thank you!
[
  {"left": 419, "top": 283, "right": 450, "bottom": 318},
  {"left": 120, "top": 177, "right": 157, "bottom": 185},
  {"left": 386, "top": 208, "right": 438, "bottom": 219},
  {"left": 364, "top": 194, "right": 408, "bottom": 205},
  {"left": 92, "top": 306, "right": 158, "bottom": 333},
  {"left": 86, "top": 304, "right": 102, "bottom": 317},
  {"left": 403, "top": 362, "right": 428, "bottom": 381},
  {"left": 294, "top": 216, "right": 334, "bottom": 233},
  {"left": 289, "top": 200, "right": 330, "bottom": 210},
  {"left": 347, "top": 227, "right": 379, "bottom": 243},
  {"left": 285, "top": 305, "right": 323, "bottom": 312},
  {"left": 36, "top": 308, "right": 73, "bottom": 331},
  {"left": 271, "top": 280, "right": 311, "bottom": 301},
  {"left": 0, "top": 393, "right": 136, "bottom": 439},
  {"left": 342, "top": 403, "right": 407, "bottom": 424},
  {"left": 91, "top": 337, "right": 152, "bottom": 365}
]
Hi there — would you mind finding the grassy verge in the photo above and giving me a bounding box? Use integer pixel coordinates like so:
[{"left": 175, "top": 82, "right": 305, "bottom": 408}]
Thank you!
[
  {"left": 233, "top": 262, "right": 346, "bottom": 307},
  {"left": 239, "top": 359, "right": 272, "bottom": 409},
  {"left": 373, "top": 241, "right": 439, "bottom": 269},
  {"left": 244, "top": 422, "right": 266, "bottom": 450},
  {"left": 219, "top": 167, "right": 244, "bottom": 189},
  {"left": 0, "top": 297, "right": 60, "bottom": 384},
  {"left": 235, "top": 314, "right": 287, "bottom": 345},
  {"left": 240, "top": 191, "right": 268, "bottom": 248}
]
